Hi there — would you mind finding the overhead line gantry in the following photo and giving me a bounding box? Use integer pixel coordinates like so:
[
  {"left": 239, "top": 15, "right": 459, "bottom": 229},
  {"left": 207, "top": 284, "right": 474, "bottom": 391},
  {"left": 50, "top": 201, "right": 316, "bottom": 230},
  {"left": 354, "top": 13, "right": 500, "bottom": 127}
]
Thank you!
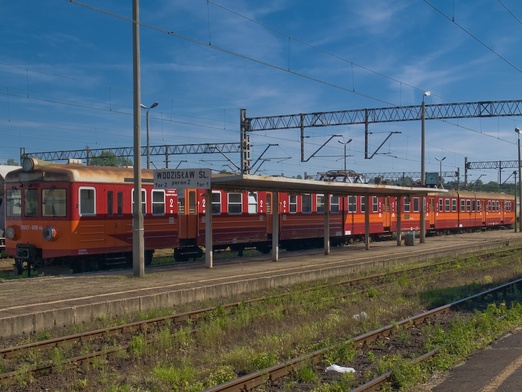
[
  {"left": 241, "top": 100, "right": 522, "bottom": 174},
  {"left": 20, "top": 143, "right": 241, "bottom": 168}
]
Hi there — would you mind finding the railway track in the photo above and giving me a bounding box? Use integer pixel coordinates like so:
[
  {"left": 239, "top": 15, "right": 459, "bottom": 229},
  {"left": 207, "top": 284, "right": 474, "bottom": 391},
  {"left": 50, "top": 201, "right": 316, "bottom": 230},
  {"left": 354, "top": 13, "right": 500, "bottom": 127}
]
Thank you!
[
  {"left": 205, "top": 279, "right": 522, "bottom": 392},
  {"left": 0, "top": 246, "right": 520, "bottom": 390}
]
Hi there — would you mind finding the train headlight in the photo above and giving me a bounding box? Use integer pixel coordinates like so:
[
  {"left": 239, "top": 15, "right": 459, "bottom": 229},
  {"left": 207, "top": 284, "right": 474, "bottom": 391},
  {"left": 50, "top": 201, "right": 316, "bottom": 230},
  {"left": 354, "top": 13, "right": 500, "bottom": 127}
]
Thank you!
[
  {"left": 22, "top": 157, "right": 38, "bottom": 172},
  {"left": 42, "top": 226, "right": 57, "bottom": 241},
  {"left": 5, "top": 226, "right": 16, "bottom": 240}
]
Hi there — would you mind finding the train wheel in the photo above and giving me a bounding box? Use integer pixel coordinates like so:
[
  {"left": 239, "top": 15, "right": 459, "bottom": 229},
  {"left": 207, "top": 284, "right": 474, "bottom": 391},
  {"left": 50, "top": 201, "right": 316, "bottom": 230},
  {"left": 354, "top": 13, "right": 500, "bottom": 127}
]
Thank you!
[{"left": 144, "top": 250, "right": 153, "bottom": 266}]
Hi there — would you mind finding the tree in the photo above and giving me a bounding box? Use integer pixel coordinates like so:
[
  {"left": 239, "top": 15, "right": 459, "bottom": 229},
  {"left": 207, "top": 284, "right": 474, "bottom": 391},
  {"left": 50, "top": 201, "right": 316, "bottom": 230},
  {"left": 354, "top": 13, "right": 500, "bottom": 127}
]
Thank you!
[
  {"left": 88, "top": 151, "right": 133, "bottom": 167},
  {"left": 6, "top": 158, "right": 18, "bottom": 166}
]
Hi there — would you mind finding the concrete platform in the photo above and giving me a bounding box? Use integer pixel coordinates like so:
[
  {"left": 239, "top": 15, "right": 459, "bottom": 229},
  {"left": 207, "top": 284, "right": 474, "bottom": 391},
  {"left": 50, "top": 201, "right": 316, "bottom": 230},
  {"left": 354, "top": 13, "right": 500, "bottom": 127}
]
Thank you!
[
  {"left": 0, "top": 230, "right": 520, "bottom": 339},
  {"left": 433, "top": 328, "right": 522, "bottom": 391}
]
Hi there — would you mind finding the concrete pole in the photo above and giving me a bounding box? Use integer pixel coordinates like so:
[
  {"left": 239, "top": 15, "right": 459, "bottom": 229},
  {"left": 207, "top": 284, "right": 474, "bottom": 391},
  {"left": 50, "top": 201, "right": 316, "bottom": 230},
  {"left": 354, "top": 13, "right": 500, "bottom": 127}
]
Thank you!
[
  {"left": 205, "top": 189, "right": 213, "bottom": 268},
  {"left": 132, "top": 0, "right": 144, "bottom": 277},
  {"left": 324, "top": 194, "right": 330, "bottom": 255},
  {"left": 420, "top": 93, "right": 430, "bottom": 244},
  {"left": 272, "top": 192, "right": 279, "bottom": 261}
]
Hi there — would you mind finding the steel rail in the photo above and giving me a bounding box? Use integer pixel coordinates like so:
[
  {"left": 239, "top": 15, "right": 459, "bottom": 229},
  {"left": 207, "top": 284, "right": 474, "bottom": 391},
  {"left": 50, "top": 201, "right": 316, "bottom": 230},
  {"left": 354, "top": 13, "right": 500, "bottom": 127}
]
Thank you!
[
  {"left": 0, "top": 257, "right": 464, "bottom": 386},
  {"left": 1, "top": 248, "right": 519, "bottom": 387},
  {"left": 1, "top": 244, "right": 517, "bottom": 361},
  {"left": 204, "top": 278, "right": 522, "bottom": 392},
  {"left": 0, "top": 251, "right": 477, "bottom": 360},
  {"left": 351, "top": 349, "right": 440, "bottom": 392}
]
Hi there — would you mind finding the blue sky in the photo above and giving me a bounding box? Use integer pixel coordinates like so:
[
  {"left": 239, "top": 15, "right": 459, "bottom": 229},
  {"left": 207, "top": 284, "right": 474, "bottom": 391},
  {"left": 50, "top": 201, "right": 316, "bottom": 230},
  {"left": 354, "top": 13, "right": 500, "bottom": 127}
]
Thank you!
[{"left": 1, "top": 1, "right": 522, "bottom": 184}]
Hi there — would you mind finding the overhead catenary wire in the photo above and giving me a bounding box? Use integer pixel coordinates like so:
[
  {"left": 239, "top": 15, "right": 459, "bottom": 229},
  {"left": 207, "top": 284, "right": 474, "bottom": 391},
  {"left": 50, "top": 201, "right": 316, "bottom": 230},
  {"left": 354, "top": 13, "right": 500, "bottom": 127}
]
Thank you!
[{"left": 1, "top": 1, "right": 517, "bottom": 174}]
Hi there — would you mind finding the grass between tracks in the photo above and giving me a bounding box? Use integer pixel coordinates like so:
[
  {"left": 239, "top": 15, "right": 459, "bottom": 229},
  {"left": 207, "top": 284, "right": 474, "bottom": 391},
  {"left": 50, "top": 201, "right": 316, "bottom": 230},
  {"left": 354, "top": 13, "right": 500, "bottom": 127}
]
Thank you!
[{"left": 2, "top": 248, "right": 522, "bottom": 391}]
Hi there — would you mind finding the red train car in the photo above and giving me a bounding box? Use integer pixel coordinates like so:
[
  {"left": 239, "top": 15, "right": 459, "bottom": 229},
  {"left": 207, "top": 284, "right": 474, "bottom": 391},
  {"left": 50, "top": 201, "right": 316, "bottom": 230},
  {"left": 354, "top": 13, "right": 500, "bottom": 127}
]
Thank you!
[
  {"left": 430, "top": 190, "right": 514, "bottom": 232},
  {"left": 4, "top": 158, "right": 180, "bottom": 272},
  {"left": 4, "top": 158, "right": 515, "bottom": 274}
]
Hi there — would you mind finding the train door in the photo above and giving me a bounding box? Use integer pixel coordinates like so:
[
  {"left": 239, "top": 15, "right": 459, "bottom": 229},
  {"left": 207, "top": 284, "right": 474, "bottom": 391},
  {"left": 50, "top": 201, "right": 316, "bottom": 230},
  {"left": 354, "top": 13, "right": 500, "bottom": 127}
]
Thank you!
[
  {"left": 178, "top": 189, "right": 198, "bottom": 241},
  {"left": 382, "top": 196, "right": 391, "bottom": 229},
  {"left": 106, "top": 187, "right": 125, "bottom": 249},
  {"left": 429, "top": 197, "right": 436, "bottom": 228}
]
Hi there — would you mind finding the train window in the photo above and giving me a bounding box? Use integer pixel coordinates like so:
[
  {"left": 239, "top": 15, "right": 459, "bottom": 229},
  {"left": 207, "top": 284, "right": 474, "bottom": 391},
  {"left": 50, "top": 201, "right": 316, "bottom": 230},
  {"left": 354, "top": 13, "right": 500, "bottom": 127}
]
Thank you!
[
  {"left": 477, "top": 200, "right": 482, "bottom": 212},
  {"left": 403, "top": 198, "right": 410, "bottom": 212},
  {"left": 372, "top": 196, "right": 378, "bottom": 213},
  {"left": 42, "top": 189, "right": 66, "bottom": 217},
  {"left": 24, "top": 189, "right": 38, "bottom": 217},
  {"left": 438, "top": 198, "right": 443, "bottom": 213},
  {"left": 496, "top": 200, "right": 500, "bottom": 212},
  {"left": 361, "top": 196, "right": 366, "bottom": 213},
  {"left": 316, "top": 194, "right": 325, "bottom": 213},
  {"left": 466, "top": 199, "right": 471, "bottom": 212},
  {"left": 330, "top": 195, "right": 340, "bottom": 213},
  {"left": 152, "top": 190, "right": 165, "bottom": 215},
  {"left": 117, "top": 192, "right": 123, "bottom": 215},
  {"left": 108, "top": 191, "right": 114, "bottom": 216},
  {"left": 452, "top": 199, "right": 457, "bottom": 212},
  {"left": 248, "top": 192, "right": 258, "bottom": 214},
  {"left": 472, "top": 200, "right": 476, "bottom": 212},
  {"left": 289, "top": 195, "right": 297, "bottom": 213},
  {"left": 460, "top": 199, "right": 465, "bottom": 212},
  {"left": 212, "top": 191, "right": 221, "bottom": 214},
  {"left": 348, "top": 195, "right": 356, "bottom": 213},
  {"left": 302, "top": 194, "right": 312, "bottom": 213},
  {"left": 79, "top": 187, "right": 96, "bottom": 216},
  {"left": 413, "top": 197, "right": 419, "bottom": 212},
  {"left": 228, "top": 193, "right": 242, "bottom": 214},
  {"left": 445, "top": 198, "right": 450, "bottom": 212},
  {"left": 131, "top": 189, "right": 146, "bottom": 214},
  {"left": 6, "top": 189, "right": 21, "bottom": 217}
]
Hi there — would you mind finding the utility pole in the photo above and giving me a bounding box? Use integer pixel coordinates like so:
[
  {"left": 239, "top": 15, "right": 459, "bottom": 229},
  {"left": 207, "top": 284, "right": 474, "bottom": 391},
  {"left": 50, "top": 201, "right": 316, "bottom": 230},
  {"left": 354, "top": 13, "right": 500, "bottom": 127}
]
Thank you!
[{"left": 132, "top": 0, "right": 144, "bottom": 277}]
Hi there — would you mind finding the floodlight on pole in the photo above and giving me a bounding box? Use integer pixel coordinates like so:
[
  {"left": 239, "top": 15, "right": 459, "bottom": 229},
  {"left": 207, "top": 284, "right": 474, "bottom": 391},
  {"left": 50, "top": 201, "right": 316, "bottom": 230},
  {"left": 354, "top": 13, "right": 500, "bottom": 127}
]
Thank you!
[
  {"left": 435, "top": 156, "right": 446, "bottom": 186},
  {"left": 141, "top": 102, "right": 159, "bottom": 169},
  {"left": 337, "top": 138, "right": 353, "bottom": 173}
]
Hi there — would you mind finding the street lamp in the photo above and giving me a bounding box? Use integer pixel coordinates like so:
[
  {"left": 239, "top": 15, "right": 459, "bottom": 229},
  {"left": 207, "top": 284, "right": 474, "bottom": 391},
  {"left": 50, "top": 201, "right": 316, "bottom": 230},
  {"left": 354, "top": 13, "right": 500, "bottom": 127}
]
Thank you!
[
  {"left": 140, "top": 101, "right": 159, "bottom": 169},
  {"left": 420, "top": 91, "right": 430, "bottom": 244},
  {"left": 337, "top": 138, "right": 353, "bottom": 173},
  {"left": 515, "top": 128, "right": 522, "bottom": 231},
  {"left": 435, "top": 156, "right": 446, "bottom": 187}
]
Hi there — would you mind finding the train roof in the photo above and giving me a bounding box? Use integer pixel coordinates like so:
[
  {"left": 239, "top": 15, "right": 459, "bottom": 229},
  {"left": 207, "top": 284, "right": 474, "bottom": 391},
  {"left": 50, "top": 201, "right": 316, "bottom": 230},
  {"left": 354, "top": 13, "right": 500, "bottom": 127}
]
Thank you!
[
  {"left": 442, "top": 189, "right": 514, "bottom": 200},
  {"left": 211, "top": 173, "right": 446, "bottom": 197},
  {"left": 5, "top": 159, "right": 447, "bottom": 197},
  {"left": 5, "top": 162, "right": 154, "bottom": 184}
]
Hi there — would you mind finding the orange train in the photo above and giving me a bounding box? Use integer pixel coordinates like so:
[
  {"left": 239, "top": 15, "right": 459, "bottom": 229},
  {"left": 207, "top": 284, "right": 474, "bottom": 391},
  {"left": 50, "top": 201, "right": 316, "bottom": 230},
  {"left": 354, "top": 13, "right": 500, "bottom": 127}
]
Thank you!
[{"left": 4, "top": 157, "right": 515, "bottom": 273}]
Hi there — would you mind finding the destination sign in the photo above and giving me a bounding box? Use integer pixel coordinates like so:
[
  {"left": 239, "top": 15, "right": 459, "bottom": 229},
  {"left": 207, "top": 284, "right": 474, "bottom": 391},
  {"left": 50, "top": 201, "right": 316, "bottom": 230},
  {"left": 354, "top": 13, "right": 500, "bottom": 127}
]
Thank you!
[{"left": 153, "top": 168, "right": 211, "bottom": 189}]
